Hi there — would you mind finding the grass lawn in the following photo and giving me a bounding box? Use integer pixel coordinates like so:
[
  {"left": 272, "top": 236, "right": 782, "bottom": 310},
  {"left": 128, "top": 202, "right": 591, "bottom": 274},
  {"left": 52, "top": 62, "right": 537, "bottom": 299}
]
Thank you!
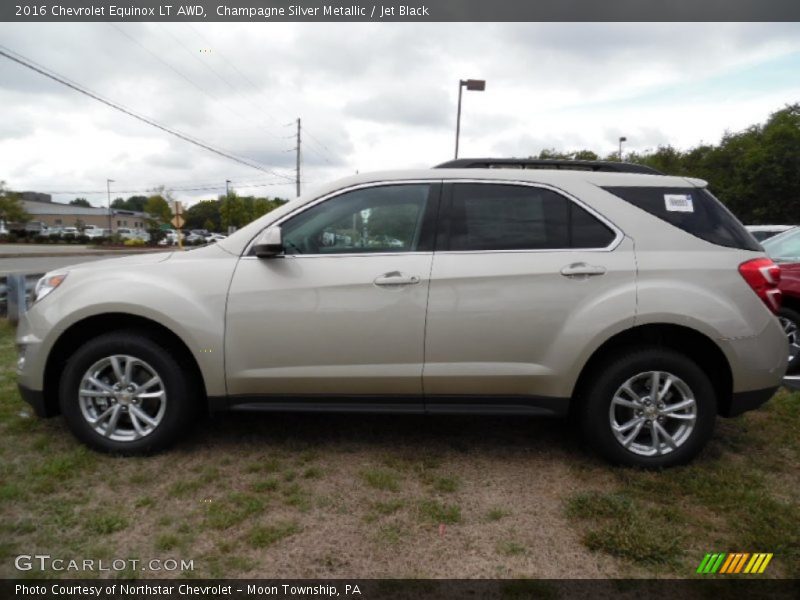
[{"left": 0, "top": 320, "right": 797, "bottom": 579}]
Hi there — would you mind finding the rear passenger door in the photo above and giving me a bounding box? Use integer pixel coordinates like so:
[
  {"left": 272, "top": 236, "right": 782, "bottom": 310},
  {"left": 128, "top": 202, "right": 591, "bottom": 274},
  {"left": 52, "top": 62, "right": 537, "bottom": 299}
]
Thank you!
[{"left": 423, "top": 181, "right": 637, "bottom": 402}]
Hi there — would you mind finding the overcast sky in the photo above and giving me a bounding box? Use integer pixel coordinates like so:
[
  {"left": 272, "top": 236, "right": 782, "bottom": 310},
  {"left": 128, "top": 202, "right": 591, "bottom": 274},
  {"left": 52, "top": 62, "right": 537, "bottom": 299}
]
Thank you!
[{"left": 1, "top": 22, "right": 800, "bottom": 207}]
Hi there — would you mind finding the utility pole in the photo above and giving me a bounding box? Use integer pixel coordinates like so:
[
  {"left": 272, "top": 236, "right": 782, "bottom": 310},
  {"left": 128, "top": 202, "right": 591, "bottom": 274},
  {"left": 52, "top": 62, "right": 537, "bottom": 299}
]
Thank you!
[
  {"left": 106, "top": 179, "right": 114, "bottom": 232},
  {"left": 296, "top": 117, "right": 301, "bottom": 198},
  {"left": 225, "top": 179, "right": 231, "bottom": 197}
]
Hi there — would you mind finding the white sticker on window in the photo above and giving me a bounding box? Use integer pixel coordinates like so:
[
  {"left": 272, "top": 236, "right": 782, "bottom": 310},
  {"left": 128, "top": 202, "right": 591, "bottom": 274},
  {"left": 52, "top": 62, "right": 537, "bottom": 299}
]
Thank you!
[{"left": 664, "top": 194, "right": 694, "bottom": 212}]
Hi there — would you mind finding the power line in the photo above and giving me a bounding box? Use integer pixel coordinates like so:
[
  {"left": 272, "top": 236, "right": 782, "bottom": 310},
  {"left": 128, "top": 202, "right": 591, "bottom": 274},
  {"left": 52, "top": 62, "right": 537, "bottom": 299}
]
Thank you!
[
  {"left": 108, "top": 24, "right": 298, "bottom": 180},
  {"left": 0, "top": 44, "right": 296, "bottom": 182},
  {"left": 183, "top": 24, "right": 342, "bottom": 167}
]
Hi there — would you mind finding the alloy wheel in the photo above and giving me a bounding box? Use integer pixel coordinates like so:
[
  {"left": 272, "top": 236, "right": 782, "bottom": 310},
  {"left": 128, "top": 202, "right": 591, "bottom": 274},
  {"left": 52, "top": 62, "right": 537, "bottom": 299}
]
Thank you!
[
  {"left": 78, "top": 354, "right": 167, "bottom": 442},
  {"left": 608, "top": 370, "right": 697, "bottom": 457}
]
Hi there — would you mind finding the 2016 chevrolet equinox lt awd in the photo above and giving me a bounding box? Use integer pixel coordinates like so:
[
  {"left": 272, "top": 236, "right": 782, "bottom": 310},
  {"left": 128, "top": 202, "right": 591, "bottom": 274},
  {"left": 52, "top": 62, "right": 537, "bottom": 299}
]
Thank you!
[{"left": 16, "top": 160, "right": 787, "bottom": 468}]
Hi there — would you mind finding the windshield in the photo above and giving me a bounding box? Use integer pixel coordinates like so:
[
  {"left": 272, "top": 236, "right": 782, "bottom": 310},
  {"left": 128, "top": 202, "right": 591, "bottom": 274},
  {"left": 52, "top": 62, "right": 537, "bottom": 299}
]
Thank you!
[{"left": 762, "top": 226, "right": 800, "bottom": 261}]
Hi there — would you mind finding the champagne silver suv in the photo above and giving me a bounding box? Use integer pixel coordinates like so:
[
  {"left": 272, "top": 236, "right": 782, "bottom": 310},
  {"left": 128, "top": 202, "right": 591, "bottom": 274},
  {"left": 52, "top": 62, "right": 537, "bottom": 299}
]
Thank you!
[{"left": 16, "top": 160, "right": 787, "bottom": 467}]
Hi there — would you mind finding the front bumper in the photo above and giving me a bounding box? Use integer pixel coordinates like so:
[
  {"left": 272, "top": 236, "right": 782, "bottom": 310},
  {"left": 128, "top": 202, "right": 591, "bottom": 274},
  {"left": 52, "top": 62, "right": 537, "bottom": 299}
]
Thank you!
[
  {"left": 18, "top": 384, "right": 56, "bottom": 418},
  {"left": 724, "top": 386, "right": 779, "bottom": 418}
]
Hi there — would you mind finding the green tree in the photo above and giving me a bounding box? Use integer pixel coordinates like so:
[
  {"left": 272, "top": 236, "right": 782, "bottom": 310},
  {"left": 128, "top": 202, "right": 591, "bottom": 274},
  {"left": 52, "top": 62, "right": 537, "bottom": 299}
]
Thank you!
[
  {"left": 220, "top": 193, "right": 248, "bottom": 230},
  {"left": 143, "top": 195, "right": 172, "bottom": 224},
  {"left": 69, "top": 198, "right": 91, "bottom": 207},
  {"left": 185, "top": 200, "right": 221, "bottom": 231},
  {"left": 0, "top": 181, "right": 29, "bottom": 225}
]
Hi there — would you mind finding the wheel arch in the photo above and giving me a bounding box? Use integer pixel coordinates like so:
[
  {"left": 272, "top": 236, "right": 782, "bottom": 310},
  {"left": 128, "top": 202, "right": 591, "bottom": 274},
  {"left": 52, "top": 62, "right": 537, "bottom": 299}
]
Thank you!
[
  {"left": 42, "top": 313, "right": 208, "bottom": 418},
  {"left": 571, "top": 323, "right": 733, "bottom": 417}
]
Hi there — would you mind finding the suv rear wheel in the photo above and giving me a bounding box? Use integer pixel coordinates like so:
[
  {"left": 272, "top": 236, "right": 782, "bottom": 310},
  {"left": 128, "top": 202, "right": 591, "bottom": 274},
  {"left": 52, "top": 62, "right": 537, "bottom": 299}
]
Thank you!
[
  {"left": 59, "top": 331, "right": 194, "bottom": 454},
  {"left": 580, "top": 348, "right": 717, "bottom": 468}
]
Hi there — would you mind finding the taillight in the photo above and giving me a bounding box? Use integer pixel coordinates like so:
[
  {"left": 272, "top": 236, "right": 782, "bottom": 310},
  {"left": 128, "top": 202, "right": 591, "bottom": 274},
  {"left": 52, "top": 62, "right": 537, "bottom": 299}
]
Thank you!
[{"left": 738, "top": 258, "right": 781, "bottom": 314}]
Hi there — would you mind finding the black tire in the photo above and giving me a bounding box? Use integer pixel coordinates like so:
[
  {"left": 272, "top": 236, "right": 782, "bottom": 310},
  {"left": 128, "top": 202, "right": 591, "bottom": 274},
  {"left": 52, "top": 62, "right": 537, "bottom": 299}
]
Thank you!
[
  {"left": 777, "top": 307, "right": 800, "bottom": 374},
  {"left": 59, "top": 330, "right": 196, "bottom": 455},
  {"left": 579, "top": 347, "right": 717, "bottom": 468}
]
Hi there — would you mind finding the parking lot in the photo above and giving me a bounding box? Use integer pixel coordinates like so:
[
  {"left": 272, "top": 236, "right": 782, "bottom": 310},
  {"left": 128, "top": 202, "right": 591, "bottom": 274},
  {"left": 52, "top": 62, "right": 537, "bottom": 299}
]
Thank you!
[{"left": 0, "top": 321, "right": 797, "bottom": 580}]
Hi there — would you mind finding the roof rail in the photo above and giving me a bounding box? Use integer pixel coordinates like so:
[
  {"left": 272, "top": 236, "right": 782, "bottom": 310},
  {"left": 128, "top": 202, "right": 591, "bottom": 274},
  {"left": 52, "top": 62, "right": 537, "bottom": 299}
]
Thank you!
[{"left": 434, "top": 158, "right": 663, "bottom": 175}]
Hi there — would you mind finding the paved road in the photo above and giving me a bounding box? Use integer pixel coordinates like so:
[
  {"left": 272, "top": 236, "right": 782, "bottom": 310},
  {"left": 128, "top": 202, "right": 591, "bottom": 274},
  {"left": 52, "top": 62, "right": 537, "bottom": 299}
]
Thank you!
[
  {"left": 0, "top": 255, "right": 122, "bottom": 276},
  {"left": 0, "top": 244, "right": 96, "bottom": 256},
  {"left": 0, "top": 245, "right": 170, "bottom": 276}
]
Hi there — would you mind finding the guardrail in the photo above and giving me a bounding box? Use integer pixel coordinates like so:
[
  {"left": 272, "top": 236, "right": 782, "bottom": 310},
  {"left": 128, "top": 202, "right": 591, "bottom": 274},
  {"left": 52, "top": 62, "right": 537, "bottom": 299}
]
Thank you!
[{"left": 0, "top": 273, "right": 43, "bottom": 323}]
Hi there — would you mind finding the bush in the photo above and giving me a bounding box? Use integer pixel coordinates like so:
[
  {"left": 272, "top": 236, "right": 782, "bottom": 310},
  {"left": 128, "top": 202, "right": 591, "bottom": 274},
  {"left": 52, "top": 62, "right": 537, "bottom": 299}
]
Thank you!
[
  {"left": 62, "top": 233, "right": 75, "bottom": 242},
  {"left": 33, "top": 235, "right": 47, "bottom": 244},
  {"left": 123, "top": 238, "right": 145, "bottom": 247},
  {"left": 77, "top": 235, "right": 90, "bottom": 244}
]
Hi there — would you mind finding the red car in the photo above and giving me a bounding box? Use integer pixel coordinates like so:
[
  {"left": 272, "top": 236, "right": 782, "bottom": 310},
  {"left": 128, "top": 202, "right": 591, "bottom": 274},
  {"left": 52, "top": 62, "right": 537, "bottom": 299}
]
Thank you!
[{"left": 762, "top": 227, "right": 800, "bottom": 372}]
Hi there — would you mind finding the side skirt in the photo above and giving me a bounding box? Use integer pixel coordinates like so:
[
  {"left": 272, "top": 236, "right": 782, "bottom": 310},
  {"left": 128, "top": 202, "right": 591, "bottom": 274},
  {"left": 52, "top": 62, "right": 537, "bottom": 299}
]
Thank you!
[{"left": 209, "top": 394, "right": 570, "bottom": 417}]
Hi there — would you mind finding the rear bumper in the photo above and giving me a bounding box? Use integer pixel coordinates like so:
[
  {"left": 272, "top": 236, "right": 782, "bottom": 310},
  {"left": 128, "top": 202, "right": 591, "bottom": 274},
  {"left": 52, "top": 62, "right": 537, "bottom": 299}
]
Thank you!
[
  {"left": 18, "top": 384, "right": 56, "bottom": 418},
  {"left": 723, "top": 386, "right": 778, "bottom": 418}
]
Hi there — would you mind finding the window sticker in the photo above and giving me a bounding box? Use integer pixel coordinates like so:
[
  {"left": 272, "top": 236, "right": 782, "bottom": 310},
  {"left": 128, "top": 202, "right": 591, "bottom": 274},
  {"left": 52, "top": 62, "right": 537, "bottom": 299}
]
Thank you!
[{"left": 664, "top": 194, "right": 694, "bottom": 212}]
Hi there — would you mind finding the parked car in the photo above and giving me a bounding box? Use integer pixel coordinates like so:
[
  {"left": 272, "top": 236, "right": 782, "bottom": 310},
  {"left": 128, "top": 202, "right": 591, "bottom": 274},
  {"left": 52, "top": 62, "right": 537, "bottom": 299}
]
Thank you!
[
  {"left": 16, "top": 161, "right": 787, "bottom": 467},
  {"left": 746, "top": 224, "right": 795, "bottom": 242},
  {"left": 84, "top": 228, "right": 108, "bottom": 239},
  {"left": 60, "top": 227, "right": 80, "bottom": 238},
  {"left": 158, "top": 229, "right": 185, "bottom": 246},
  {"left": 206, "top": 233, "right": 227, "bottom": 243},
  {"left": 761, "top": 226, "right": 800, "bottom": 372},
  {"left": 114, "top": 229, "right": 150, "bottom": 243},
  {"left": 46, "top": 227, "right": 64, "bottom": 238},
  {"left": 23, "top": 221, "right": 48, "bottom": 234}
]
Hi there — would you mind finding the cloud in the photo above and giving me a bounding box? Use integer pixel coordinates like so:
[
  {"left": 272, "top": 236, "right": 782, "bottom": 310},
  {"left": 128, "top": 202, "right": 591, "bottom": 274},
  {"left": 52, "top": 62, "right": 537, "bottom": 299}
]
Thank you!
[{"left": 0, "top": 22, "right": 799, "bottom": 205}]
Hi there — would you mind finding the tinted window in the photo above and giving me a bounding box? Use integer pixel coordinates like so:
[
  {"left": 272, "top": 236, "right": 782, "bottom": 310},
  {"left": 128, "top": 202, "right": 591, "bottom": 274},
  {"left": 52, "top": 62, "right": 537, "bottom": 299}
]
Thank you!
[
  {"left": 602, "top": 186, "right": 760, "bottom": 251},
  {"left": 447, "top": 184, "right": 615, "bottom": 251},
  {"left": 281, "top": 184, "right": 432, "bottom": 254}
]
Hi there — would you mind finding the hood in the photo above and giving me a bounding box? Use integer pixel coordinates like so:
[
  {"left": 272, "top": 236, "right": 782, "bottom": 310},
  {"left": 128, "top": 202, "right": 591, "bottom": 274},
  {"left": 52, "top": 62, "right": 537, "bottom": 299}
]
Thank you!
[{"left": 54, "top": 251, "right": 174, "bottom": 274}]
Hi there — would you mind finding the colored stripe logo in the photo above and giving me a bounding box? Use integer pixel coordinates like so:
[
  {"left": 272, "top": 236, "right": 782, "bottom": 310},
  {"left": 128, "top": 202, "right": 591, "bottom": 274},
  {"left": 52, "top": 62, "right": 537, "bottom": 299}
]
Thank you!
[{"left": 696, "top": 553, "right": 773, "bottom": 574}]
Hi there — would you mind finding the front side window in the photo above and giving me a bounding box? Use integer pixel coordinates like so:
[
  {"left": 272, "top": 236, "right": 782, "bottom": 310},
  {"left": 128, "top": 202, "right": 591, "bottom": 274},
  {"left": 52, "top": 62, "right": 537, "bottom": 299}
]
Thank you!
[
  {"left": 281, "top": 184, "right": 433, "bottom": 255},
  {"left": 447, "top": 183, "right": 615, "bottom": 251}
]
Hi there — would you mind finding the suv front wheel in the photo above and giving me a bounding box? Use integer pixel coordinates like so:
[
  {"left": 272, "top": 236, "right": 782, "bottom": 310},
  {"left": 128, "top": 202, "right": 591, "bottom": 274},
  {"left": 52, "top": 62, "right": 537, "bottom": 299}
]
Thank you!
[
  {"left": 59, "top": 331, "right": 195, "bottom": 454},
  {"left": 580, "top": 348, "right": 717, "bottom": 468}
]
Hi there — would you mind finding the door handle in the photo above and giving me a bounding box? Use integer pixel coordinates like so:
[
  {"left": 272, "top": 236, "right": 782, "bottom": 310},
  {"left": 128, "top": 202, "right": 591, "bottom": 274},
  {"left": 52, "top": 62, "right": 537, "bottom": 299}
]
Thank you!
[
  {"left": 560, "top": 262, "right": 607, "bottom": 278},
  {"left": 373, "top": 271, "right": 421, "bottom": 286}
]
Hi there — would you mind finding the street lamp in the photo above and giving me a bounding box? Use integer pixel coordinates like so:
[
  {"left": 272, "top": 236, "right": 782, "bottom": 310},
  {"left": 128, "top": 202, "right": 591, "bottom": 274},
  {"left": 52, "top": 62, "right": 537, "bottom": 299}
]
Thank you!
[
  {"left": 455, "top": 78, "right": 486, "bottom": 159},
  {"left": 618, "top": 136, "right": 627, "bottom": 161},
  {"left": 106, "top": 179, "right": 114, "bottom": 232}
]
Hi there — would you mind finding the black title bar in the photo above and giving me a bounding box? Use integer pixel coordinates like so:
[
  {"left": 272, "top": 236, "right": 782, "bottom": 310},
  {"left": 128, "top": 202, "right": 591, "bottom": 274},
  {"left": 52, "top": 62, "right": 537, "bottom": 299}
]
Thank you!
[{"left": 3, "top": 0, "right": 800, "bottom": 22}]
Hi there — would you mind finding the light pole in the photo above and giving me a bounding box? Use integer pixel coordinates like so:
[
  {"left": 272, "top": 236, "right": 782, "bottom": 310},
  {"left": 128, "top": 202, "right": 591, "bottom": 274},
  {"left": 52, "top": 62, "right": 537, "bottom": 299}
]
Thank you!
[
  {"left": 455, "top": 78, "right": 486, "bottom": 159},
  {"left": 106, "top": 179, "right": 114, "bottom": 232},
  {"left": 225, "top": 179, "right": 231, "bottom": 197},
  {"left": 618, "top": 136, "right": 627, "bottom": 161}
]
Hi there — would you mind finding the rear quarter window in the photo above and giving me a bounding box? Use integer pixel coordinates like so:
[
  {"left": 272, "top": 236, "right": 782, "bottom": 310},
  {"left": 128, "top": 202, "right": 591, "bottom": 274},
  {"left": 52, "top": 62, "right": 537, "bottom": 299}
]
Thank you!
[{"left": 602, "top": 186, "right": 760, "bottom": 251}]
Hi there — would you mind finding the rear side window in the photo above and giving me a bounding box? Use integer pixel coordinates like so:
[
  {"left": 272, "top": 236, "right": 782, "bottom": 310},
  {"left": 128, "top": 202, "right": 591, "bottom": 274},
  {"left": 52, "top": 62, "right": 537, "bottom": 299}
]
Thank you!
[
  {"left": 602, "top": 186, "right": 760, "bottom": 251},
  {"left": 447, "top": 183, "right": 615, "bottom": 251}
]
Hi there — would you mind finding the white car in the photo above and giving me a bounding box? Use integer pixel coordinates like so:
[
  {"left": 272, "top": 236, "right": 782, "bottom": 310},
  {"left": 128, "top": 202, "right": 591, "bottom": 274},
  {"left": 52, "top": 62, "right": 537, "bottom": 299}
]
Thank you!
[
  {"left": 84, "top": 228, "right": 108, "bottom": 239},
  {"left": 746, "top": 224, "right": 795, "bottom": 242}
]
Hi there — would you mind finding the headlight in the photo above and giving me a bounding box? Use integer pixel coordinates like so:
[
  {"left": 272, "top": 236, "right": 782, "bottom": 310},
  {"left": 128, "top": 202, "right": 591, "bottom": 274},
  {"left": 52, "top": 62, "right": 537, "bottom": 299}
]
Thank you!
[{"left": 34, "top": 273, "right": 67, "bottom": 303}]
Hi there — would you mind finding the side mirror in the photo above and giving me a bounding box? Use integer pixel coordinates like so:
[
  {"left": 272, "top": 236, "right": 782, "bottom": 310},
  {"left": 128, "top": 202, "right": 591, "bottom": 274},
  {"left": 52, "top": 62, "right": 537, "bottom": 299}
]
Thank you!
[{"left": 253, "top": 226, "right": 284, "bottom": 258}]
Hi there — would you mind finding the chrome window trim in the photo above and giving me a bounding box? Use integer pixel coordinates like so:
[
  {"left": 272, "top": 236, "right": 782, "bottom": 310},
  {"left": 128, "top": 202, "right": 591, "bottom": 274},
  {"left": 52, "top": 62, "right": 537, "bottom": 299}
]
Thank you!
[
  {"left": 243, "top": 180, "right": 440, "bottom": 257},
  {"left": 242, "top": 178, "right": 624, "bottom": 257}
]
